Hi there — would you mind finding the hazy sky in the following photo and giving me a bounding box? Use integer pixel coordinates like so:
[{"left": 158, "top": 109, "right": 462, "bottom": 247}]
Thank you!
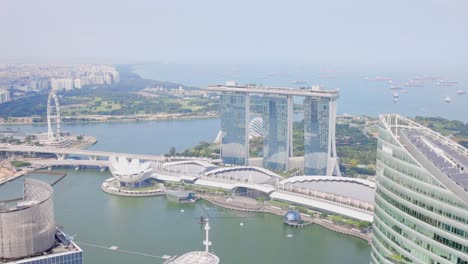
[{"left": 1, "top": 0, "right": 467, "bottom": 67}]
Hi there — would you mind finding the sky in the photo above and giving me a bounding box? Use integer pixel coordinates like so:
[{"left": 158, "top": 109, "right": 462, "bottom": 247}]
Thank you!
[{"left": 1, "top": 0, "right": 467, "bottom": 68}]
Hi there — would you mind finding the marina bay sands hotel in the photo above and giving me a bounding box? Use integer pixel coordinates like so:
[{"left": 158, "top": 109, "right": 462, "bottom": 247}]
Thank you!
[{"left": 205, "top": 83, "right": 341, "bottom": 176}]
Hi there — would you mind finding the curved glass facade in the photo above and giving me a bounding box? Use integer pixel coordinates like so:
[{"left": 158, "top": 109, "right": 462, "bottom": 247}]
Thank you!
[{"left": 371, "top": 115, "right": 468, "bottom": 264}]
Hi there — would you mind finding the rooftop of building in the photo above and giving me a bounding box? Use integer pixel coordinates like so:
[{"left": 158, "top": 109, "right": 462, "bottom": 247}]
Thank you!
[
  {"left": 380, "top": 114, "right": 468, "bottom": 202},
  {"left": 3, "top": 229, "right": 82, "bottom": 263},
  {"left": 170, "top": 251, "right": 220, "bottom": 264},
  {"left": 0, "top": 178, "right": 53, "bottom": 213},
  {"left": 205, "top": 82, "right": 339, "bottom": 99},
  {"left": 279, "top": 176, "right": 376, "bottom": 203},
  {"left": 162, "top": 160, "right": 218, "bottom": 175},
  {"left": 204, "top": 166, "right": 284, "bottom": 185}
]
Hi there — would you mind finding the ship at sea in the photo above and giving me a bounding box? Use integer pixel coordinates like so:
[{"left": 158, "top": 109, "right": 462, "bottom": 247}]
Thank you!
[
  {"left": 437, "top": 80, "right": 458, "bottom": 86},
  {"left": 404, "top": 81, "right": 424, "bottom": 87},
  {"left": 457, "top": 90, "right": 466, "bottom": 95},
  {"left": 291, "top": 80, "right": 307, "bottom": 84},
  {"left": 366, "top": 76, "right": 392, "bottom": 81}
]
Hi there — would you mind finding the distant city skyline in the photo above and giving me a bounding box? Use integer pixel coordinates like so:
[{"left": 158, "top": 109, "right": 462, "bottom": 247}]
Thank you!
[{"left": 1, "top": 0, "right": 467, "bottom": 69}]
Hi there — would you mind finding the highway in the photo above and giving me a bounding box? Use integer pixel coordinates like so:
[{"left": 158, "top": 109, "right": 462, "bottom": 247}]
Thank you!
[
  {"left": 28, "top": 159, "right": 109, "bottom": 167},
  {"left": 0, "top": 144, "right": 217, "bottom": 163}
]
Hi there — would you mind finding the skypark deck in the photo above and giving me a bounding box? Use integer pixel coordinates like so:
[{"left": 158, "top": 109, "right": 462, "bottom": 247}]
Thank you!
[{"left": 205, "top": 84, "right": 340, "bottom": 99}]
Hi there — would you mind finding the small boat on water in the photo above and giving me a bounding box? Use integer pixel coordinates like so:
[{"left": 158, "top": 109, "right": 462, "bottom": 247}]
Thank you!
[
  {"left": 445, "top": 96, "right": 452, "bottom": 103},
  {"left": 367, "top": 76, "right": 392, "bottom": 81},
  {"left": 404, "top": 82, "right": 424, "bottom": 87},
  {"left": 457, "top": 90, "right": 466, "bottom": 95},
  {"left": 199, "top": 216, "right": 207, "bottom": 224}
]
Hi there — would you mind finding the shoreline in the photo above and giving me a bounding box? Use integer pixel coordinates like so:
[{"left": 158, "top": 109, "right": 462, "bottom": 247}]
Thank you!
[
  {"left": 0, "top": 113, "right": 219, "bottom": 126},
  {"left": 199, "top": 194, "right": 372, "bottom": 244},
  {"left": 0, "top": 166, "right": 372, "bottom": 244},
  {"left": 0, "top": 166, "right": 47, "bottom": 186}
]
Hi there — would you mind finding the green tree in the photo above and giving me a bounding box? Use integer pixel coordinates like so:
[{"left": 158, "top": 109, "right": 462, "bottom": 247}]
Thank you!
[{"left": 169, "top": 146, "right": 176, "bottom": 156}]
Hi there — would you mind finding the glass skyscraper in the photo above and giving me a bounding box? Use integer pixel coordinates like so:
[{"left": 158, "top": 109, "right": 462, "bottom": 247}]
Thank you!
[
  {"left": 371, "top": 114, "right": 468, "bottom": 264},
  {"left": 220, "top": 93, "right": 249, "bottom": 165},
  {"left": 262, "top": 95, "right": 289, "bottom": 171},
  {"left": 303, "top": 97, "right": 330, "bottom": 175}
]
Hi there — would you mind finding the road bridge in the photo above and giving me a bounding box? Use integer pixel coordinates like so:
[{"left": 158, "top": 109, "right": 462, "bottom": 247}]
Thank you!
[
  {"left": 0, "top": 144, "right": 218, "bottom": 163},
  {"left": 28, "top": 159, "right": 109, "bottom": 168}
]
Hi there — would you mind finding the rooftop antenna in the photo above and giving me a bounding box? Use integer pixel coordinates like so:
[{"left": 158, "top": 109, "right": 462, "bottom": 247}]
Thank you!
[{"left": 203, "top": 221, "right": 212, "bottom": 253}]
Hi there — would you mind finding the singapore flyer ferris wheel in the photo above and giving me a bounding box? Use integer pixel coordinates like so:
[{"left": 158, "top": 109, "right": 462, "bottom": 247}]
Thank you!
[{"left": 47, "top": 89, "right": 61, "bottom": 141}]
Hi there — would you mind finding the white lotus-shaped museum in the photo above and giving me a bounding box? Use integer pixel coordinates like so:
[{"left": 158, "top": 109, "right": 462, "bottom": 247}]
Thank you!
[{"left": 109, "top": 156, "right": 153, "bottom": 184}]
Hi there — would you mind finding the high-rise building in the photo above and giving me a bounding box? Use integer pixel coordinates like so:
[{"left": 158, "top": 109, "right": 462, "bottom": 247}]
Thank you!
[
  {"left": 207, "top": 84, "right": 340, "bottom": 175},
  {"left": 371, "top": 114, "right": 468, "bottom": 264},
  {"left": 220, "top": 92, "right": 250, "bottom": 165},
  {"left": 0, "top": 88, "right": 10, "bottom": 103},
  {"left": 74, "top": 79, "right": 81, "bottom": 89},
  {"left": 50, "top": 78, "right": 73, "bottom": 91},
  {"left": 0, "top": 178, "right": 83, "bottom": 264},
  {"left": 303, "top": 97, "right": 330, "bottom": 175},
  {"left": 262, "top": 95, "right": 291, "bottom": 171}
]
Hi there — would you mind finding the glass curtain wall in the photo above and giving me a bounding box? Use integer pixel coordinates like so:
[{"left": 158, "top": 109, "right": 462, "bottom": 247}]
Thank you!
[{"left": 303, "top": 97, "right": 329, "bottom": 175}]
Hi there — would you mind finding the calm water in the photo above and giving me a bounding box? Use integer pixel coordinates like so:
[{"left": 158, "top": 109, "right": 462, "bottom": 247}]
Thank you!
[
  {"left": 2, "top": 119, "right": 220, "bottom": 155},
  {"left": 0, "top": 119, "right": 371, "bottom": 263},
  {"left": 135, "top": 63, "right": 468, "bottom": 122}
]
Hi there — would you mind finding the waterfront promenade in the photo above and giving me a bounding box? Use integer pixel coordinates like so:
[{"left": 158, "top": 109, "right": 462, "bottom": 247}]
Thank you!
[{"left": 200, "top": 194, "right": 372, "bottom": 243}]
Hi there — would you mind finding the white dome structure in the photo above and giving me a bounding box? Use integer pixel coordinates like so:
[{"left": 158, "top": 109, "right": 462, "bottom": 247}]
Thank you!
[
  {"left": 249, "top": 118, "right": 264, "bottom": 138},
  {"left": 165, "top": 222, "right": 220, "bottom": 264},
  {"left": 213, "top": 118, "right": 264, "bottom": 144},
  {"left": 109, "top": 156, "right": 153, "bottom": 187},
  {"left": 213, "top": 130, "right": 223, "bottom": 144}
]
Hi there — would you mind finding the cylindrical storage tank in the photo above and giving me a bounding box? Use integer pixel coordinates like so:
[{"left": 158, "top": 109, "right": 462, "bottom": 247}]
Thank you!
[{"left": 0, "top": 178, "right": 55, "bottom": 260}]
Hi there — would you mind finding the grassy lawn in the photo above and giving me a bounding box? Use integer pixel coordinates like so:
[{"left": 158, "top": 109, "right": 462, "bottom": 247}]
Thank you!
[
  {"left": 11, "top": 160, "right": 31, "bottom": 167},
  {"left": 62, "top": 97, "right": 122, "bottom": 115}
]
